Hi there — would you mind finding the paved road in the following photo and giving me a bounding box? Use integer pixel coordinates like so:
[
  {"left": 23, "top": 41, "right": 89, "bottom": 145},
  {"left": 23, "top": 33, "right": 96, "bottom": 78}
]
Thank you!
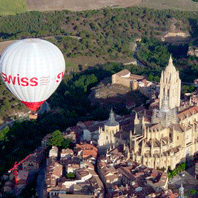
[
  {"left": 133, "top": 45, "right": 146, "bottom": 68},
  {"left": 36, "top": 159, "right": 47, "bottom": 198}
]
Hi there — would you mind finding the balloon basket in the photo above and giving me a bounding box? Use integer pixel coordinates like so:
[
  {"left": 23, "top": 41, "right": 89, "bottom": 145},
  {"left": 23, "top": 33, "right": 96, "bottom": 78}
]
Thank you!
[{"left": 28, "top": 111, "right": 38, "bottom": 119}]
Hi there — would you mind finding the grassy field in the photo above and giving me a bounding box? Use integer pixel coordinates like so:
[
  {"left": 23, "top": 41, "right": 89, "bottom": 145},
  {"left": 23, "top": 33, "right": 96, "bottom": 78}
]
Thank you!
[
  {"left": 0, "top": 0, "right": 27, "bottom": 15},
  {"left": 140, "top": 0, "right": 198, "bottom": 11}
]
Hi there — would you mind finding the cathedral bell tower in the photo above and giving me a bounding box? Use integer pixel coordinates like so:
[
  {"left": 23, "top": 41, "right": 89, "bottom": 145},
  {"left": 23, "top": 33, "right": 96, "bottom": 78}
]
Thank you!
[
  {"left": 152, "top": 56, "right": 179, "bottom": 126},
  {"left": 159, "top": 56, "right": 181, "bottom": 110}
]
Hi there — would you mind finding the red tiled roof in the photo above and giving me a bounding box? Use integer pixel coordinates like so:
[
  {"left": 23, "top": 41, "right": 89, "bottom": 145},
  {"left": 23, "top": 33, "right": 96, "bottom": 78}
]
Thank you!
[
  {"left": 52, "top": 162, "right": 62, "bottom": 177},
  {"left": 177, "top": 106, "right": 198, "bottom": 121},
  {"left": 83, "top": 150, "right": 97, "bottom": 158},
  {"left": 76, "top": 144, "right": 97, "bottom": 152}
]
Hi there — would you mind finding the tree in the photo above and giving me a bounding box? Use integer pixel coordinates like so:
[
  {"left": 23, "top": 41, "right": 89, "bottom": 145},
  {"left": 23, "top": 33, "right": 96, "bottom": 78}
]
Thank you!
[
  {"left": 182, "top": 85, "right": 195, "bottom": 94},
  {"left": 167, "top": 172, "right": 173, "bottom": 180},
  {"left": 61, "top": 138, "right": 72, "bottom": 149},
  {"left": 0, "top": 126, "right": 9, "bottom": 142},
  {"left": 189, "top": 189, "right": 196, "bottom": 195},
  {"left": 48, "top": 130, "right": 64, "bottom": 147},
  {"left": 180, "top": 162, "right": 186, "bottom": 171}
]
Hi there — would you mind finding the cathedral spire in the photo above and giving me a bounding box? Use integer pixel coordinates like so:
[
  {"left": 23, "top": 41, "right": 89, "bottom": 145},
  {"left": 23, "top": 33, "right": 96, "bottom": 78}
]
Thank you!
[
  {"left": 109, "top": 108, "right": 115, "bottom": 122},
  {"left": 165, "top": 55, "right": 176, "bottom": 73},
  {"left": 169, "top": 55, "right": 173, "bottom": 66},
  {"left": 135, "top": 112, "right": 138, "bottom": 120}
]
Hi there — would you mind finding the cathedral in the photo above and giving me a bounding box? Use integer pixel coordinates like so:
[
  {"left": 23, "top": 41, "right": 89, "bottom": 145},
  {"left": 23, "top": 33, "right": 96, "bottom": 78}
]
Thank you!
[{"left": 98, "top": 56, "right": 198, "bottom": 170}]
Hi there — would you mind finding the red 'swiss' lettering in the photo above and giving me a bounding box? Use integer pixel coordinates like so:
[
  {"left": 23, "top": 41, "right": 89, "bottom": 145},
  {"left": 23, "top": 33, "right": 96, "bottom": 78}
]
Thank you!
[
  {"left": 7, "top": 75, "right": 16, "bottom": 85},
  {"left": 2, "top": 73, "right": 7, "bottom": 82},
  {"left": 1, "top": 71, "right": 64, "bottom": 86},
  {"left": 21, "top": 77, "right": 29, "bottom": 86},
  {"left": 56, "top": 71, "right": 64, "bottom": 83},
  {"left": 30, "top": 77, "right": 38, "bottom": 86},
  {"left": 1, "top": 72, "right": 39, "bottom": 87}
]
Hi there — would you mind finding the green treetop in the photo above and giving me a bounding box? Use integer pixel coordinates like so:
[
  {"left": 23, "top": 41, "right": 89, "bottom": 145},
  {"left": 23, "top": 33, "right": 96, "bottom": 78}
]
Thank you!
[{"left": 48, "top": 130, "right": 64, "bottom": 147}]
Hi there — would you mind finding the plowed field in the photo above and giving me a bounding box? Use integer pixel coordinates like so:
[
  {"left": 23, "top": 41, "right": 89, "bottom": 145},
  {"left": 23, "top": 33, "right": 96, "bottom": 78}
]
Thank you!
[{"left": 26, "top": 0, "right": 141, "bottom": 12}]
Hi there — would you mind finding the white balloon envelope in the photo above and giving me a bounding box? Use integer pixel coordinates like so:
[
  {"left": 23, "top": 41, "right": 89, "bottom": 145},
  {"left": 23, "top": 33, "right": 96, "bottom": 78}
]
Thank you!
[{"left": 0, "top": 38, "right": 65, "bottom": 111}]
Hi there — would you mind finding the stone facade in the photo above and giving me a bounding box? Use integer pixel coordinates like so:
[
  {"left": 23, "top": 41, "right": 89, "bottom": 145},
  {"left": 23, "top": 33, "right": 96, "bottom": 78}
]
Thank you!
[
  {"left": 99, "top": 56, "right": 198, "bottom": 171},
  {"left": 130, "top": 56, "right": 198, "bottom": 170}
]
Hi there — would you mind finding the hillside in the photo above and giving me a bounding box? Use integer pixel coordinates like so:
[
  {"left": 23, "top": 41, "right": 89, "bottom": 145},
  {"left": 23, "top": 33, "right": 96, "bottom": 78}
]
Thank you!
[
  {"left": 0, "top": 7, "right": 198, "bottom": 120},
  {"left": 0, "top": 7, "right": 197, "bottom": 68}
]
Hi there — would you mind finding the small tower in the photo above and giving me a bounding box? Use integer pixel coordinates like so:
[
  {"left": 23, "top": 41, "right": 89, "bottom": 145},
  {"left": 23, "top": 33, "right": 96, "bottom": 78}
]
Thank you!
[{"left": 178, "top": 183, "right": 186, "bottom": 198}]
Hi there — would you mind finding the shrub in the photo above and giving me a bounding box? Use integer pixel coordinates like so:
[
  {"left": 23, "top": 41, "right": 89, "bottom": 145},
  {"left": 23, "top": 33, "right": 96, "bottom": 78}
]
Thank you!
[{"left": 67, "top": 172, "right": 75, "bottom": 179}]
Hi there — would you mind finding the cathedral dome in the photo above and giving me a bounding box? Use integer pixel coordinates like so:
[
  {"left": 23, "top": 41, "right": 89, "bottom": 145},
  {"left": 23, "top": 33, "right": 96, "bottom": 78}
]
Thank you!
[
  {"left": 105, "top": 109, "right": 119, "bottom": 126},
  {"left": 165, "top": 55, "right": 176, "bottom": 73}
]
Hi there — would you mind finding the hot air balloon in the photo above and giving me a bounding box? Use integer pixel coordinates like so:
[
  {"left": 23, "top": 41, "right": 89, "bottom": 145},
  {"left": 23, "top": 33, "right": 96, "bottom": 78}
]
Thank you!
[{"left": 0, "top": 38, "right": 65, "bottom": 112}]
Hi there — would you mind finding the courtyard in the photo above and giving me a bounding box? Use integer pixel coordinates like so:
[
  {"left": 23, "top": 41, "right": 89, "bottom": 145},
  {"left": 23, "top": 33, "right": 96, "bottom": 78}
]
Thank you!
[{"left": 169, "top": 164, "right": 198, "bottom": 197}]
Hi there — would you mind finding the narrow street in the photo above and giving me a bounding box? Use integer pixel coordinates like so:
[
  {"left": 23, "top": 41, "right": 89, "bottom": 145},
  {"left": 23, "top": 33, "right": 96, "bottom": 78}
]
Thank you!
[
  {"left": 36, "top": 159, "right": 47, "bottom": 198},
  {"left": 95, "top": 155, "right": 107, "bottom": 198}
]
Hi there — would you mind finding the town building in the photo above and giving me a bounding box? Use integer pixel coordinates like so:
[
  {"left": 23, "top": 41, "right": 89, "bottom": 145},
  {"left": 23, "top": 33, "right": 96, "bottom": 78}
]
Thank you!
[
  {"left": 187, "top": 46, "right": 198, "bottom": 57},
  {"left": 46, "top": 144, "right": 104, "bottom": 198},
  {"left": 97, "top": 146, "right": 171, "bottom": 198},
  {"left": 22, "top": 147, "right": 47, "bottom": 171},
  {"left": 112, "top": 69, "right": 146, "bottom": 90}
]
